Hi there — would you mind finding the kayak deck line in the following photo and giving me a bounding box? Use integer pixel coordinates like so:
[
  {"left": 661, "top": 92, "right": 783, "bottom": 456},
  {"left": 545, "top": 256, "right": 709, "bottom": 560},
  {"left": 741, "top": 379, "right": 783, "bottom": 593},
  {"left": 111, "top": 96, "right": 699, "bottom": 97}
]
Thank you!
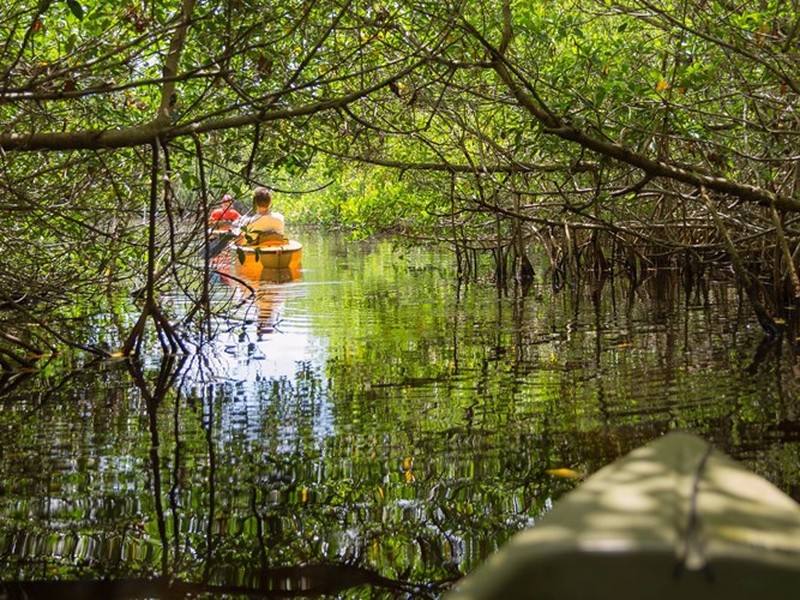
[
  {"left": 447, "top": 432, "right": 800, "bottom": 599},
  {"left": 205, "top": 228, "right": 303, "bottom": 276},
  {"left": 234, "top": 240, "right": 302, "bottom": 271}
]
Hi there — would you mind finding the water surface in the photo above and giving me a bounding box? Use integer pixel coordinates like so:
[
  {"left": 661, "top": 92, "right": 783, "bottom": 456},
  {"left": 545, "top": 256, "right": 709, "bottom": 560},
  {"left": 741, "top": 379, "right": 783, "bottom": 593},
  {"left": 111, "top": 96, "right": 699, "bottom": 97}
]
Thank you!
[{"left": 1, "top": 231, "right": 799, "bottom": 597}]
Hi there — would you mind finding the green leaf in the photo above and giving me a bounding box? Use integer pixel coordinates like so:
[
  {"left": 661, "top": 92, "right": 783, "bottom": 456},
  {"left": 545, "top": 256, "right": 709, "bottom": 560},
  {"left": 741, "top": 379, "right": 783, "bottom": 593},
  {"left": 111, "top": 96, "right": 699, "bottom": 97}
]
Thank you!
[
  {"left": 594, "top": 84, "right": 607, "bottom": 105},
  {"left": 65, "top": 0, "right": 84, "bottom": 20},
  {"left": 236, "top": 248, "right": 245, "bottom": 264}
]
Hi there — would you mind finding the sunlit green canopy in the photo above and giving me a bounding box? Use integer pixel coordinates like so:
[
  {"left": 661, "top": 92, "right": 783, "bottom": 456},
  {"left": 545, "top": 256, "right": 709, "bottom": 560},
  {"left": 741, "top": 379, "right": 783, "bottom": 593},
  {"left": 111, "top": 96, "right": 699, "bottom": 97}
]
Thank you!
[{"left": 448, "top": 432, "right": 800, "bottom": 600}]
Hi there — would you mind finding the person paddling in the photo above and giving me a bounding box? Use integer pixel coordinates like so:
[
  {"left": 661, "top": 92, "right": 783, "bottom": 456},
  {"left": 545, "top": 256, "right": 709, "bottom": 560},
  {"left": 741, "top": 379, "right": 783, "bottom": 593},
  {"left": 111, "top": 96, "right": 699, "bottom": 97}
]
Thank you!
[
  {"left": 239, "top": 187, "right": 285, "bottom": 245},
  {"left": 209, "top": 194, "right": 241, "bottom": 230}
]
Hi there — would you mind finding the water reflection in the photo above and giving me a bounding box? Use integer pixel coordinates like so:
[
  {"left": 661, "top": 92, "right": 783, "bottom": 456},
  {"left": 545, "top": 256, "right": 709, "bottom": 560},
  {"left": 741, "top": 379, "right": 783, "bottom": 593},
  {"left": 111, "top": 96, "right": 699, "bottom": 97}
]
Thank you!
[
  {"left": 212, "top": 244, "right": 302, "bottom": 335},
  {"left": 1, "top": 232, "right": 799, "bottom": 597}
]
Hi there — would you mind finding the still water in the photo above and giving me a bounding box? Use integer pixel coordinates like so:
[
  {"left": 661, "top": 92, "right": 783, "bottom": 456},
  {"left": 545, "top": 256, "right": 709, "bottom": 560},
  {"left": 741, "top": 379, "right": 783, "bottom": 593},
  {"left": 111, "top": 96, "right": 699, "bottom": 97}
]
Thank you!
[{"left": 1, "top": 231, "right": 799, "bottom": 597}]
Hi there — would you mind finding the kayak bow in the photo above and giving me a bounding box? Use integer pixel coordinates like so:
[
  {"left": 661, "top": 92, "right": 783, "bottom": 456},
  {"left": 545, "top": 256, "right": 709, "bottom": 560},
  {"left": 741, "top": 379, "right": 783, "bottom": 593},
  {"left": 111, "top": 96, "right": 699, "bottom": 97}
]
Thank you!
[{"left": 448, "top": 432, "right": 800, "bottom": 600}]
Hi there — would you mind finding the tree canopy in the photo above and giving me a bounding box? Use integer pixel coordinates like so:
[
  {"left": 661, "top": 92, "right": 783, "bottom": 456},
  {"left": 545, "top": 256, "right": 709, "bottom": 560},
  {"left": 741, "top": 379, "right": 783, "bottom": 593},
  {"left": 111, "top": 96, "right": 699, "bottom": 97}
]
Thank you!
[{"left": 1, "top": 0, "right": 798, "bottom": 363}]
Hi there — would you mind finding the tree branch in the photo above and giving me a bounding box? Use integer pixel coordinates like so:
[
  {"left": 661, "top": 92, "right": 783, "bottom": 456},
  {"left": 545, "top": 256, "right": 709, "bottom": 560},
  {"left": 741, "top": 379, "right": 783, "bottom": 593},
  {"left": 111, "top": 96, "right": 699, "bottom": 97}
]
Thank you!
[
  {"left": 158, "top": 0, "right": 197, "bottom": 121},
  {"left": 0, "top": 59, "right": 428, "bottom": 152},
  {"left": 463, "top": 16, "right": 800, "bottom": 213}
]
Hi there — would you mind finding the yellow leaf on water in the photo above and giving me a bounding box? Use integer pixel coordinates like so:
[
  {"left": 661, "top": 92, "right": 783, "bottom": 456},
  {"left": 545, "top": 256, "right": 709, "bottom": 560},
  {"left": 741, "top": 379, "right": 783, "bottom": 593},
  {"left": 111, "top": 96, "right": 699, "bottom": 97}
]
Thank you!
[
  {"left": 656, "top": 80, "right": 669, "bottom": 92},
  {"left": 546, "top": 468, "right": 583, "bottom": 480}
]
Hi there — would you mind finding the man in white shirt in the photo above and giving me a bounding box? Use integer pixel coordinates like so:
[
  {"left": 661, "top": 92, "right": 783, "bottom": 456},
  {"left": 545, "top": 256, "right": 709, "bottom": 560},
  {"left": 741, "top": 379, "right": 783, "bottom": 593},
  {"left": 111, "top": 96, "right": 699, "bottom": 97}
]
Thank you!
[{"left": 240, "top": 187, "right": 285, "bottom": 244}]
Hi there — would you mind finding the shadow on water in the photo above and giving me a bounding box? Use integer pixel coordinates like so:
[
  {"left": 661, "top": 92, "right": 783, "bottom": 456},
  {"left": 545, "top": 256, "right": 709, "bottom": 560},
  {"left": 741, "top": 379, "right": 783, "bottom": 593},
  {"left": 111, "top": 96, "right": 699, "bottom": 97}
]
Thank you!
[
  {"left": 1, "top": 234, "right": 800, "bottom": 597},
  {"left": 2, "top": 563, "right": 428, "bottom": 599}
]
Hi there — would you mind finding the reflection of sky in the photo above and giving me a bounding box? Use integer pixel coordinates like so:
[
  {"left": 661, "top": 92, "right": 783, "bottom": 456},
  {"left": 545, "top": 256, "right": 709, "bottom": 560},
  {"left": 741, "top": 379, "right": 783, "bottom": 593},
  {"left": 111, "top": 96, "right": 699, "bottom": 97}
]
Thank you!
[{"left": 182, "top": 278, "right": 338, "bottom": 447}]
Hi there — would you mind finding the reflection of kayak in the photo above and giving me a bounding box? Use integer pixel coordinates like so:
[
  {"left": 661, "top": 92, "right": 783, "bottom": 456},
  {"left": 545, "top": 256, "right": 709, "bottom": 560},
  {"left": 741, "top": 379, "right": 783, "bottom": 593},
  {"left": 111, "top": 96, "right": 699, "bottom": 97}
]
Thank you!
[
  {"left": 448, "top": 432, "right": 800, "bottom": 600},
  {"left": 235, "top": 261, "right": 301, "bottom": 284}
]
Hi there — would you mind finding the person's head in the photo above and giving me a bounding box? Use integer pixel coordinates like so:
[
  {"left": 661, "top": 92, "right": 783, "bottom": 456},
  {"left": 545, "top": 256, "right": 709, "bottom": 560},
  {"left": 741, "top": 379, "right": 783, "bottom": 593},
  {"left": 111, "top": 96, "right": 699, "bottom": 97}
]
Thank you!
[
  {"left": 253, "top": 187, "right": 273, "bottom": 211},
  {"left": 221, "top": 193, "right": 233, "bottom": 207}
]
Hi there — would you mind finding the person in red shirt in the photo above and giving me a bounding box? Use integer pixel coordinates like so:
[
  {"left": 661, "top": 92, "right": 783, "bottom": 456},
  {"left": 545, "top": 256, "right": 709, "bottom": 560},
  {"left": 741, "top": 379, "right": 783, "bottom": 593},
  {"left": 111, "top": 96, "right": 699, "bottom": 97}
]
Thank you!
[{"left": 209, "top": 194, "right": 241, "bottom": 230}]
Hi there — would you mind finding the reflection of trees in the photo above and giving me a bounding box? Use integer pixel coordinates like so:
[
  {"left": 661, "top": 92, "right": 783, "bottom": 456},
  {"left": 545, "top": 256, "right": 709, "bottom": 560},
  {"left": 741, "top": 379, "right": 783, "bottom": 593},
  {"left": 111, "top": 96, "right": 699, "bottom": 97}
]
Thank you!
[
  {"left": 102, "top": 357, "right": 455, "bottom": 595},
  {"left": 127, "top": 357, "right": 181, "bottom": 576},
  {"left": 3, "top": 266, "right": 800, "bottom": 596}
]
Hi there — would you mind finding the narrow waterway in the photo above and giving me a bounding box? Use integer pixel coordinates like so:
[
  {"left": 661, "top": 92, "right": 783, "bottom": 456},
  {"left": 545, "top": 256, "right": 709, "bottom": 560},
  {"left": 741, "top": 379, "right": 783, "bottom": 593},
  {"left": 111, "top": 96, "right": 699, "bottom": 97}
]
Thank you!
[{"left": 1, "top": 231, "right": 799, "bottom": 597}]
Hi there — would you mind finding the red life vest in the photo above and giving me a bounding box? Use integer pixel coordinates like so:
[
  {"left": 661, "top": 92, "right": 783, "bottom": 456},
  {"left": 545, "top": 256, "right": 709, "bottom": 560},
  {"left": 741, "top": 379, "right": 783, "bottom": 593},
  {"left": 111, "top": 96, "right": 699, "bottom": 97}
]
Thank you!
[{"left": 210, "top": 206, "right": 241, "bottom": 222}]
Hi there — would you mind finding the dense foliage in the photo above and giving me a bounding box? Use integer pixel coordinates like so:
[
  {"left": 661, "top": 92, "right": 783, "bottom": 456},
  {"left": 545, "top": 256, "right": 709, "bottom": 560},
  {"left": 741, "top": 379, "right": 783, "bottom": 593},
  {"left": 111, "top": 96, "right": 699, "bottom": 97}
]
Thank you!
[{"left": 1, "top": 0, "right": 798, "bottom": 361}]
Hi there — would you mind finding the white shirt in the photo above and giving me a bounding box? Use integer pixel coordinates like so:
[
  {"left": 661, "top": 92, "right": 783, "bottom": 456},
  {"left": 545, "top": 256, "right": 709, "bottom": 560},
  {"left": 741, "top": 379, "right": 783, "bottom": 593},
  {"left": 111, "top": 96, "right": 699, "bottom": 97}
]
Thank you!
[{"left": 246, "top": 211, "right": 285, "bottom": 235}]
